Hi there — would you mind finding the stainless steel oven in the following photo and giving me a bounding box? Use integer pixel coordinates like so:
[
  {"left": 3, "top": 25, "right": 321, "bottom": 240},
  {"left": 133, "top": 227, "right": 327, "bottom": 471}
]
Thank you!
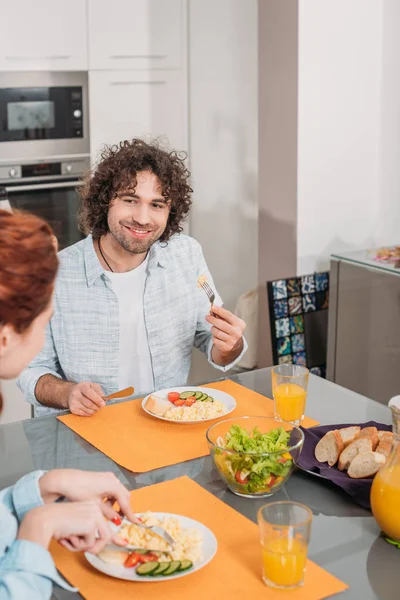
[
  {"left": 1, "top": 157, "right": 89, "bottom": 250},
  {"left": 0, "top": 71, "right": 89, "bottom": 161}
]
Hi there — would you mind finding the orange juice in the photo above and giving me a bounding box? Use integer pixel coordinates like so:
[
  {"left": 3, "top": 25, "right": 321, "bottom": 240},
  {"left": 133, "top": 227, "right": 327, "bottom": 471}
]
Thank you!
[
  {"left": 261, "top": 537, "right": 307, "bottom": 587},
  {"left": 274, "top": 383, "right": 307, "bottom": 422},
  {"left": 371, "top": 464, "right": 400, "bottom": 541}
]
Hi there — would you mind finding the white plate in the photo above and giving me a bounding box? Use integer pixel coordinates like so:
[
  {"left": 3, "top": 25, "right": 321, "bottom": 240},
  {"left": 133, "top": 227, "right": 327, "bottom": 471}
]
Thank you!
[
  {"left": 142, "top": 386, "right": 236, "bottom": 424},
  {"left": 85, "top": 513, "right": 217, "bottom": 582}
]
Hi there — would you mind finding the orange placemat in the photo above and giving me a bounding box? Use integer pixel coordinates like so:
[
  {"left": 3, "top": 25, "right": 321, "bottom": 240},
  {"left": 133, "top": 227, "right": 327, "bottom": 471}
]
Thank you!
[
  {"left": 58, "top": 380, "right": 319, "bottom": 473},
  {"left": 51, "top": 476, "right": 348, "bottom": 600}
]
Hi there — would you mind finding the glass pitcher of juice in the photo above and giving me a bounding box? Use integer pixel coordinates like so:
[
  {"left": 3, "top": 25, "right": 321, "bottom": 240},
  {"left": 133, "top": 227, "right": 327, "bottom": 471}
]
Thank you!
[{"left": 370, "top": 434, "right": 400, "bottom": 542}]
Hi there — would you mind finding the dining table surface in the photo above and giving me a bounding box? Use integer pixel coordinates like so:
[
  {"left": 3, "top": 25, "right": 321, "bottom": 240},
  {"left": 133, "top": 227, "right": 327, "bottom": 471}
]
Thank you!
[{"left": 0, "top": 367, "right": 396, "bottom": 600}]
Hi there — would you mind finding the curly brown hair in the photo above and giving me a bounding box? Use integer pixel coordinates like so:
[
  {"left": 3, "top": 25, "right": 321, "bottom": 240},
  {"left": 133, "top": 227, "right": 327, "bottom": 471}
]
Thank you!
[{"left": 78, "top": 138, "right": 193, "bottom": 242}]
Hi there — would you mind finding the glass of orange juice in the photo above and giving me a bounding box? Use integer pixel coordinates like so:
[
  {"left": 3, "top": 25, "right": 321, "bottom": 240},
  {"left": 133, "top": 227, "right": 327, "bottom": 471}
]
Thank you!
[
  {"left": 258, "top": 501, "right": 312, "bottom": 590},
  {"left": 271, "top": 364, "right": 309, "bottom": 425}
]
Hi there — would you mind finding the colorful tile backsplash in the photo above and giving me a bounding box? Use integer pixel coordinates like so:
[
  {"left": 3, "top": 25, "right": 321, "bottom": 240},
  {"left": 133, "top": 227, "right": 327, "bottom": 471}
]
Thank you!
[{"left": 267, "top": 271, "right": 329, "bottom": 377}]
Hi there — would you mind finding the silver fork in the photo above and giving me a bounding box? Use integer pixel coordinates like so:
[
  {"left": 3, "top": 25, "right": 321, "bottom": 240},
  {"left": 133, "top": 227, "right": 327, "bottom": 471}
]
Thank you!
[
  {"left": 117, "top": 516, "right": 175, "bottom": 548},
  {"left": 137, "top": 522, "right": 175, "bottom": 547},
  {"left": 199, "top": 280, "right": 218, "bottom": 317}
]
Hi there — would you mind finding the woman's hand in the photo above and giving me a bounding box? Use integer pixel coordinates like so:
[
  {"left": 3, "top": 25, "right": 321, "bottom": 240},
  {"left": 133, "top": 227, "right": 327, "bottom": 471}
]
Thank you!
[
  {"left": 18, "top": 501, "right": 127, "bottom": 554},
  {"left": 39, "top": 470, "right": 138, "bottom": 523}
]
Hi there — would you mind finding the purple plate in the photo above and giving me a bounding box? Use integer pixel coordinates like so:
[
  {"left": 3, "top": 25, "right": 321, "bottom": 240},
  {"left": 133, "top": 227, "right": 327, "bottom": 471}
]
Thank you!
[{"left": 297, "top": 421, "right": 392, "bottom": 509}]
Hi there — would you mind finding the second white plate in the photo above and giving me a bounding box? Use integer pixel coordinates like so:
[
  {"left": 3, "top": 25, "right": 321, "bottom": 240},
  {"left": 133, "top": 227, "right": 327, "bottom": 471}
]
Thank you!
[
  {"left": 85, "top": 513, "right": 217, "bottom": 582},
  {"left": 142, "top": 386, "right": 236, "bottom": 424}
]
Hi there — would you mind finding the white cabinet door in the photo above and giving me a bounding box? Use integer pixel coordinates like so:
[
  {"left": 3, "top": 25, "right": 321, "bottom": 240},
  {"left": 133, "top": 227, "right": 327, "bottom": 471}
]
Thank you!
[
  {"left": 89, "top": 70, "right": 187, "bottom": 162},
  {"left": 0, "top": 0, "right": 87, "bottom": 71},
  {"left": 88, "top": 0, "right": 186, "bottom": 70}
]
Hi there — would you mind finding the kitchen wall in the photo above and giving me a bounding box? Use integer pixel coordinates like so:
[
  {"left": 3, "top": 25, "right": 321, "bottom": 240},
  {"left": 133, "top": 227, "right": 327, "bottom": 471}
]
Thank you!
[
  {"left": 188, "top": 0, "right": 258, "bottom": 382},
  {"left": 258, "top": 0, "right": 400, "bottom": 366},
  {"left": 296, "top": 0, "right": 400, "bottom": 275},
  {"left": 377, "top": 0, "right": 400, "bottom": 246},
  {"left": 297, "top": 0, "right": 382, "bottom": 275}
]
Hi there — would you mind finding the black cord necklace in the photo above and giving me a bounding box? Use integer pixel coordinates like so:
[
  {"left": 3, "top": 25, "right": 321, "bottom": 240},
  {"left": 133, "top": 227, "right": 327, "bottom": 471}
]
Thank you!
[{"left": 98, "top": 237, "right": 114, "bottom": 272}]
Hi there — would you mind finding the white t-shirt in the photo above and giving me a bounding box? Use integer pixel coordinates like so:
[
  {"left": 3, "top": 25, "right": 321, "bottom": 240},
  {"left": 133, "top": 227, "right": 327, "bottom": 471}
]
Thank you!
[{"left": 105, "top": 255, "right": 154, "bottom": 394}]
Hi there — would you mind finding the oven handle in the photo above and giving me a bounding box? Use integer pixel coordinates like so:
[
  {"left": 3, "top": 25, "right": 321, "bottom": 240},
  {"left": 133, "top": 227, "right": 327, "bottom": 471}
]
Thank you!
[{"left": 6, "top": 181, "right": 84, "bottom": 193}]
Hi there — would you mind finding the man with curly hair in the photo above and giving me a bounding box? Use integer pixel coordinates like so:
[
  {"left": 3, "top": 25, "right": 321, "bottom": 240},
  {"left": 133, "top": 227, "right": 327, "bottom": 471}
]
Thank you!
[{"left": 18, "top": 139, "right": 247, "bottom": 416}]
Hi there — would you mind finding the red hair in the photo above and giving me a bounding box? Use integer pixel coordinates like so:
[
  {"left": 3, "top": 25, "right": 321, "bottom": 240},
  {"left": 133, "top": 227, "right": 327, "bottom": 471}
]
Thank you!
[{"left": 0, "top": 209, "right": 58, "bottom": 411}]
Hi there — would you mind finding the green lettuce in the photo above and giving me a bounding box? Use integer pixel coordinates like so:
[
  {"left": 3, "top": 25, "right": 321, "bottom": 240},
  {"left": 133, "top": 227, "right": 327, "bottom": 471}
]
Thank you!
[{"left": 216, "top": 425, "right": 293, "bottom": 494}]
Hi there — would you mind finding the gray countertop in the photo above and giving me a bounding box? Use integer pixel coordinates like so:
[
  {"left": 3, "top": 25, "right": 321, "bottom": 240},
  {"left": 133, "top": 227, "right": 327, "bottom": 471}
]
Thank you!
[
  {"left": 0, "top": 368, "right": 395, "bottom": 600},
  {"left": 331, "top": 247, "right": 400, "bottom": 277}
]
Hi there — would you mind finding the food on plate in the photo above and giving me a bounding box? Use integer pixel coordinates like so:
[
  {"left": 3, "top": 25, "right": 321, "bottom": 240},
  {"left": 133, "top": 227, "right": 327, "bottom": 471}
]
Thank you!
[
  {"left": 135, "top": 559, "right": 193, "bottom": 577},
  {"left": 167, "top": 392, "right": 181, "bottom": 403},
  {"left": 144, "top": 394, "right": 170, "bottom": 417},
  {"left": 98, "top": 513, "right": 202, "bottom": 577},
  {"left": 337, "top": 426, "right": 361, "bottom": 446},
  {"left": 118, "top": 512, "right": 202, "bottom": 563},
  {"left": 347, "top": 451, "right": 386, "bottom": 479},
  {"left": 315, "top": 430, "right": 344, "bottom": 466},
  {"left": 145, "top": 389, "right": 227, "bottom": 421},
  {"left": 213, "top": 425, "right": 293, "bottom": 495},
  {"left": 97, "top": 548, "right": 128, "bottom": 566},
  {"left": 314, "top": 426, "right": 392, "bottom": 478},
  {"left": 163, "top": 399, "right": 227, "bottom": 421},
  {"left": 337, "top": 438, "right": 372, "bottom": 471}
]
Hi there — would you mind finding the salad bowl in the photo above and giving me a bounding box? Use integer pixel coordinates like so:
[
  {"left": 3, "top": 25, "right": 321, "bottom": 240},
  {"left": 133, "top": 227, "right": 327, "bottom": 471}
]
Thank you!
[{"left": 206, "top": 416, "right": 304, "bottom": 498}]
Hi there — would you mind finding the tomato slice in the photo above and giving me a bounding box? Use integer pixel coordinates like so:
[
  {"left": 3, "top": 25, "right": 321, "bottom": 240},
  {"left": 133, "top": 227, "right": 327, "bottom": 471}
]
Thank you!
[
  {"left": 138, "top": 552, "right": 159, "bottom": 563},
  {"left": 124, "top": 553, "right": 141, "bottom": 568},
  {"left": 173, "top": 399, "right": 186, "bottom": 406},
  {"left": 185, "top": 396, "right": 196, "bottom": 406},
  {"left": 168, "top": 392, "right": 180, "bottom": 403},
  {"left": 235, "top": 471, "right": 249, "bottom": 485},
  {"left": 111, "top": 515, "right": 122, "bottom": 526}
]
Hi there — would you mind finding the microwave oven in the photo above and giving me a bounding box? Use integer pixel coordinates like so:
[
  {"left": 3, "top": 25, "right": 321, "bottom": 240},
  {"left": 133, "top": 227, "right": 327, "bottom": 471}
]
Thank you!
[{"left": 0, "top": 71, "right": 89, "bottom": 163}]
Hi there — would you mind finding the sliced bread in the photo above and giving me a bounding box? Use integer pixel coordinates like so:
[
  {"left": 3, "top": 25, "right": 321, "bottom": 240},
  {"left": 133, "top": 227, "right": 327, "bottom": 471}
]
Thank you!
[
  {"left": 347, "top": 451, "right": 386, "bottom": 479},
  {"left": 337, "top": 426, "right": 361, "bottom": 447},
  {"left": 376, "top": 441, "right": 392, "bottom": 459},
  {"left": 315, "top": 430, "right": 344, "bottom": 466},
  {"left": 337, "top": 437, "right": 372, "bottom": 471},
  {"left": 145, "top": 394, "right": 169, "bottom": 417},
  {"left": 377, "top": 431, "right": 394, "bottom": 442},
  {"left": 357, "top": 427, "right": 379, "bottom": 450}
]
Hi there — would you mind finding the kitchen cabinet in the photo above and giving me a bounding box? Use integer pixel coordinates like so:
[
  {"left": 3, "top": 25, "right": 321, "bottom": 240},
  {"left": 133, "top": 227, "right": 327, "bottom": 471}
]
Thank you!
[
  {"left": 88, "top": 0, "right": 186, "bottom": 70},
  {"left": 0, "top": 0, "right": 87, "bottom": 71},
  {"left": 89, "top": 70, "right": 187, "bottom": 161}
]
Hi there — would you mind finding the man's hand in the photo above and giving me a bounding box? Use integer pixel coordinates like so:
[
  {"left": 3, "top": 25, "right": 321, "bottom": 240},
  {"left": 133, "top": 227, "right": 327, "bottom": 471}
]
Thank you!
[
  {"left": 68, "top": 381, "right": 105, "bottom": 416},
  {"left": 206, "top": 305, "right": 246, "bottom": 366}
]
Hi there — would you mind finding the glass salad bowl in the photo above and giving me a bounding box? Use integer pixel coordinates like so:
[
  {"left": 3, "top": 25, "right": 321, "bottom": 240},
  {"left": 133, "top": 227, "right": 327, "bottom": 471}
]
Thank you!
[{"left": 206, "top": 416, "right": 305, "bottom": 498}]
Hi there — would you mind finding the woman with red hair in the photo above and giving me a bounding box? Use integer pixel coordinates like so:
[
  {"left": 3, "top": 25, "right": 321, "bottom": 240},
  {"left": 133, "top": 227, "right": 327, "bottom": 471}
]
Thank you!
[{"left": 0, "top": 210, "right": 137, "bottom": 599}]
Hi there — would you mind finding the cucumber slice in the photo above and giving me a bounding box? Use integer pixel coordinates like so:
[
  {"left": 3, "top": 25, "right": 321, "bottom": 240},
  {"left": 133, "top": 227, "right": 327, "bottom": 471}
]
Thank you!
[
  {"left": 136, "top": 561, "right": 159, "bottom": 576},
  {"left": 152, "top": 562, "right": 171, "bottom": 576},
  {"left": 198, "top": 393, "right": 208, "bottom": 401},
  {"left": 178, "top": 560, "right": 193, "bottom": 572},
  {"left": 205, "top": 395, "right": 214, "bottom": 402},
  {"left": 194, "top": 391, "right": 203, "bottom": 400},
  {"left": 179, "top": 391, "right": 197, "bottom": 399},
  {"left": 163, "top": 560, "right": 181, "bottom": 576}
]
